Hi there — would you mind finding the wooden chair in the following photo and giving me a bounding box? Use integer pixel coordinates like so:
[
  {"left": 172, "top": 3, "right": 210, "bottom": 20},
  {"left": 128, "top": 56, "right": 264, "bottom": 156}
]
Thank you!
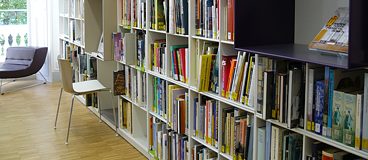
[{"left": 54, "top": 58, "right": 117, "bottom": 144}]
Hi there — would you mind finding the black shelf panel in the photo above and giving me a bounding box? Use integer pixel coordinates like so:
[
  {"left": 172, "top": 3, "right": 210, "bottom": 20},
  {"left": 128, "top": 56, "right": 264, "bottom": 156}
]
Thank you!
[
  {"left": 234, "top": 0, "right": 368, "bottom": 69},
  {"left": 236, "top": 44, "right": 348, "bottom": 69}
]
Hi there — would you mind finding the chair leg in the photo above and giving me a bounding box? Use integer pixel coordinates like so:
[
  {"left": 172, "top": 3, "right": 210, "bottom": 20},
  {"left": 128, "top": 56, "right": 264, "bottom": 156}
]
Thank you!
[
  {"left": 98, "top": 96, "right": 102, "bottom": 123},
  {"left": 110, "top": 90, "right": 118, "bottom": 136},
  {"left": 0, "top": 80, "right": 3, "bottom": 95},
  {"left": 38, "top": 72, "right": 47, "bottom": 84},
  {"left": 54, "top": 88, "right": 63, "bottom": 129},
  {"left": 65, "top": 94, "right": 75, "bottom": 145}
]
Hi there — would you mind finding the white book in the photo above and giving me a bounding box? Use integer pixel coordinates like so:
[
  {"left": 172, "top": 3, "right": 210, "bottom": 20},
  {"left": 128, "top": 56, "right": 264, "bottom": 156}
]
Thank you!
[
  {"left": 262, "top": 72, "right": 268, "bottom": 119},
  {"left": 356, "top": 93, "right": 363, "bottom": 149},
  {"left": 257, "top": 127, "right": 266, "bottom": 160},
  {"left": 362, "top": 73, "right": 368, "bottom": 151},
  {"left": 270, "top": 126, "right": 276, "bottom": 160},
  {"left": 123, "top": 33, "right": 137, "bottom": 65},
  {"left": 230, "top": 52, "right": 241, "bottom": 99},
  {"left": 169, "top": 0, "right": 174, "bottom": 33},
  {"left": 163, "top": 133, "right": 168, "bottom": 160},
  {"left": 307, "top": 69, "right": 314, "bottom": 130},
  {"left": 279, "top": 76, "right": 284, "bottom": 123},
  {"left": 158, "top": 131, "right": 162, "bottom": 159},
  {"left": 287, "top": 70, "right": 293, "bottom": 128},
  {"left": 137, "top": 71, "right": 143, "bottom": 104}
]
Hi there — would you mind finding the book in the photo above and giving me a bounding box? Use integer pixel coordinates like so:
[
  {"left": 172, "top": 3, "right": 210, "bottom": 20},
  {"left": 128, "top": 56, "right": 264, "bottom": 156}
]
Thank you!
[
  {"left": 362, "top": 73, "right": 368, "bottom": 151},
  {"left": 112, "top": 32, "right": 122, "bottom": 62},
  {"left": 342, "top": 92, "right": 356, "bottom": 147},
  {"left": 315, "top": 80, "right": 325, "bottom": 135},
  {"left": 257, "top": 127, "right": 266, "bottom": 160},
  {"left": 332, "top": 90, "right": 344, "bottom": 142},
  {"left": 113, "top": 70, "right": 125, "bottom": 95},
  {"left": 309, "top": 7, "right": 349, "bottom": 54},
  {"left": 195, "top": 0, "right": 219, "bottom": 39}
]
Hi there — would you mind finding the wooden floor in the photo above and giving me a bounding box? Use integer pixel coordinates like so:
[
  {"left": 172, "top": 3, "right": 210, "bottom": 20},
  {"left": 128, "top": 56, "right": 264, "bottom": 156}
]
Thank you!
[{"left": 0, "top": 81, "right": 146, "bottom": 160}]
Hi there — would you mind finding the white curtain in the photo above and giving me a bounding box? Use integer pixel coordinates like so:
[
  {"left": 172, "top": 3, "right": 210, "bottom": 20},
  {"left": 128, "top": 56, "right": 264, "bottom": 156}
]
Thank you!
[{"left": 28, "top": 0, "right": 50, "bottom": 81}]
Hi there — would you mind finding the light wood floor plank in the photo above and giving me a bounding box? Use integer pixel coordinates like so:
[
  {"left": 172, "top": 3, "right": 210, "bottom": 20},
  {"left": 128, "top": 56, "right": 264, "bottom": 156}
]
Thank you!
[{"left": 0, "top": 81, "right": 146, "bottom": 160}]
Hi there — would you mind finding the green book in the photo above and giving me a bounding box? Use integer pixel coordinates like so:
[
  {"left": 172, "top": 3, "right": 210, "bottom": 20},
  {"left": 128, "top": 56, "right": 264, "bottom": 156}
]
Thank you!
[
  {"left": 332, "top": 90, "right": 344, "bottom": 142},
  {"left": 343, "top": 92, "right": 356, "bottom": 147}
]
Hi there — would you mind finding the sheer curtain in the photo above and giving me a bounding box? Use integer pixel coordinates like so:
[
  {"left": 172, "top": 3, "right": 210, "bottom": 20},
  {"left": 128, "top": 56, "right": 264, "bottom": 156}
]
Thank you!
[{"left": 28, "top": 0, "right": 50, "bottom": 81}]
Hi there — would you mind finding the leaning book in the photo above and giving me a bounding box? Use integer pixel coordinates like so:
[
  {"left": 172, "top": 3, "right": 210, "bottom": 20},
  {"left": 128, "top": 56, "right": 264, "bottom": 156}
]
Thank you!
[{"left": 309, "top": 7, "right": 349, "bottom": 54}]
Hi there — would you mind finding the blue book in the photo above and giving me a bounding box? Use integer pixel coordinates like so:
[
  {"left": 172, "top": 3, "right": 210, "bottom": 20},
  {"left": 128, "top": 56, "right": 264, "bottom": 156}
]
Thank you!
[
  {"left": 327, "top": 68, "right": 334, "bottom": 138},
  {"left": 265, "top": 122, "right": 272, "bottom": 160},
  {"left": 315, "top": 80, "right": 325, "bottom": 135}
]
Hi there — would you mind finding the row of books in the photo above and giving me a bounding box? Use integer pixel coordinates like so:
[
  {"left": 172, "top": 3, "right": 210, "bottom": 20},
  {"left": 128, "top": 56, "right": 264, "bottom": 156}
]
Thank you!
[
  {"left": 306, "top": 141, "right": 363, "bottom": 160},
  {"left": 152, "top": 77, "right": 167, "bottom": 118},
  {"left": 196, "top": 40, "right": 219, "bottom": 92},
  {"left": 150, "top": 0, "right": 166, "bottom": 31},
  {"left": 113, "top": 32, "right": 146, "bottom": 69},
  {"left": 195, "top": 0, "right": 219, "bottom": 39},
  {"left": 221, "top": 108, "right": 253, "bottom": 160},
  {"left": 167, "top": 0, "right": 188, "bottom": 35},
  {"left": 264, "top": 122, "right": 303, "bottom": 160},
  {"left": 121, "top": 0, "right": 132, "bottom": 27},
  {"left": 221, "top": 52, "right": 256, "bottom": 106},
  {"left": 258, "top": 58, "right": 305, "bottom": 129},
  {"left": 134, "top": 0, "right": 147, "bottom": 28},
  {"left": 192, "top": 144, "right": 217, "bottom": 160},
  {"left": 306, "top": 68, "right": 368, "bottom": 151},
  {"left": 149, "top": 117, "right": 189, "bottom": 160},
  {"left": 193, "top": 97, "right": 218, "bottom": 149},
  {"left": 224, "top": 0, "right": 234, "bottom": 41},
  {"left": 167, "top": 85, "right": 188, "bottom": 134},
  {"left": 124, "top": 66, "right": 146, "bottom": 105},
  {"left": 69, "top": 0, "right": 84, "bottom": 19},
  {"left": 169, "top": 45, "right": 189, "bottom": 83},
  {"left": 119, "top": 99, "right": 133, "bottom": 133},
  {"left": 150, "top": 39, "right": 167, "bottom": 74}
]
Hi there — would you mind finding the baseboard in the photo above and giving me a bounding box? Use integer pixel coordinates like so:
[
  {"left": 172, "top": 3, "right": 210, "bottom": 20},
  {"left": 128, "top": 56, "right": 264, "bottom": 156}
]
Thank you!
[{"left": 51, "top": 71, "right": 60, "bottom": 82}]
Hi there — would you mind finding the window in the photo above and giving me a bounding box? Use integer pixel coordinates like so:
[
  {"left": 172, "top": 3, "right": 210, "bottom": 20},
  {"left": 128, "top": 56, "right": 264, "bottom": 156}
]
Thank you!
[{"left": 0, "top": 0, "right": 28, "bottom": 62}]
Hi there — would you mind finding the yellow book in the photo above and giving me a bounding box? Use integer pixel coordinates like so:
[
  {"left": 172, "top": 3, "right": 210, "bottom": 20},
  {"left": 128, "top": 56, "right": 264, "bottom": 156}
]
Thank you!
[
  {"left": 245, "top": 57, "right": 254, "bottom": 104},
  {"left": 198, "top": 55, "right": 208, "bottom": 91},
  {"left": 153, "top": 43, "right": 159, "bottom": 72},
  {"left": 203, "top": 54, "right": 213, "bottom": 91}
]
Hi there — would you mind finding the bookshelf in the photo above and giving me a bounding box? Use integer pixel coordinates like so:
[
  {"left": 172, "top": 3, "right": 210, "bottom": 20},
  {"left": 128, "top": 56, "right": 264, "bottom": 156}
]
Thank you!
[{"left": 61, "top": 0, "right": 368, "bottom": 159}]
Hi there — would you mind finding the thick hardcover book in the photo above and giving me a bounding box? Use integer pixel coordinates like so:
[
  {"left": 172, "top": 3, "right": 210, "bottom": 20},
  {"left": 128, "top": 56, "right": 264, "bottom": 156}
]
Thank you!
[
  {"left": 332, "top": 90, "right": 344, "bottom": 142},
  {"left": 113, "top": 70, "right": 125, "bottom": 95},
  {"left": 314, "top": 80, "right": 325, "bottom": 135},
  {"left": 343, "top": 92, "right": 356, "bottom": 147}
]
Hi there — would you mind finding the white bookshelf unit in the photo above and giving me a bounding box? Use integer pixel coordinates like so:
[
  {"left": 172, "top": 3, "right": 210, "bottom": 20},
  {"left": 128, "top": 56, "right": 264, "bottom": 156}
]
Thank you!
[{"left": 59, "top": 0, "right": 368, "bottom": 159}]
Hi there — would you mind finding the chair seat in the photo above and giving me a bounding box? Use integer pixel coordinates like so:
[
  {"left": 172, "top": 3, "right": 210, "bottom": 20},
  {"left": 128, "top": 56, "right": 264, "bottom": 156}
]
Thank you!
[
  {"left": 0, "top": 63, "right": 29, "bottom": 71},
  {"left": 73, "top": 80, "right": 107, "bottom": 94}
]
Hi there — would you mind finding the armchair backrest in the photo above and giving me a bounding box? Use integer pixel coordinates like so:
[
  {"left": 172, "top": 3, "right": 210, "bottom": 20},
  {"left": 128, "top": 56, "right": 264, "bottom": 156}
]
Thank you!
[{"left": 58, "top": 58, "right": 75, "bottom": 94}]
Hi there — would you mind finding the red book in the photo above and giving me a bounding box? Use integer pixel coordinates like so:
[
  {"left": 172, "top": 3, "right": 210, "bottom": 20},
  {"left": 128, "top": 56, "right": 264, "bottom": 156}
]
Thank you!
[
  {"left": 172, "top": 49, "right": 179, "bottom": 80},
  {"left": 179, "top": 48, "right": 186, "bottom": 83},
  {"left": 227, "top": 0, "right": 234, "bottom": 41},
  {"left": 221, "top": 56, "right": 236, "bottom": 97}
]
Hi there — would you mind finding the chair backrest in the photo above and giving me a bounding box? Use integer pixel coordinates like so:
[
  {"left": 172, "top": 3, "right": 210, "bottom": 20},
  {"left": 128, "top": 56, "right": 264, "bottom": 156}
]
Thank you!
[
  {"left": 0, "top": 47, "right": 48, "bottom": 79},
  {"left": 5, "top": 47, "right": 36, "bottom": 67},
  {"left": 58, "top": 58, "right": 75, "bottom": 94}
]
